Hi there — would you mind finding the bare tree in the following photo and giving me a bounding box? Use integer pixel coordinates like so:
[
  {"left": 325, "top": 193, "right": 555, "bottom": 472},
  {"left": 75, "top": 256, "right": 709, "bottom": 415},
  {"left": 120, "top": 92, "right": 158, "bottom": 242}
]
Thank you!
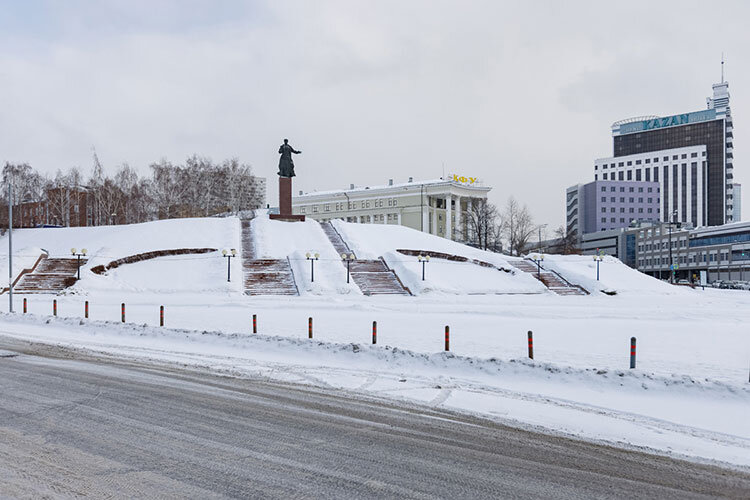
[
  {"left": 552, "top": 225, "right": 581, "bottom": 255},
  {"left": 464, "top": 200, "right": 503, "bottom": 251},
  {"left": 503, "top": 197, "right": 535, "bottom": 256}
]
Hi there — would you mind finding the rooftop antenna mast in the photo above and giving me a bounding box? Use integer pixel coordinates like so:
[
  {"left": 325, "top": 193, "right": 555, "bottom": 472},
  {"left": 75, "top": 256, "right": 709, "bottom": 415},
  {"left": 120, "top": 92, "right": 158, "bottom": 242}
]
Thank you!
[{"left": 721, "top": 52, "right": 725, "bottom": 83}]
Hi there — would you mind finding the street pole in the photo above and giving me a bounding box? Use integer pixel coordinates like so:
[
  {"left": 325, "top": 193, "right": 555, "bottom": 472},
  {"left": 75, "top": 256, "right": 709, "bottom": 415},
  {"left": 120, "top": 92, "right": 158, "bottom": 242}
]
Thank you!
[
  {"left": 8, "top": 182, "right": 13, "bottom": 313},
  {"left": 668, "top": 221, "right": 673, "bottom": 283},
  {"left": 311, "top": 258, "right": 314, "bottom": 282},
  {"left": 77, "top": 254, "right": 81, "bottom": 280},
  {"left": 226, "top": 255, "right": 231, "bottom": 282},
  {"left": 346, "top": 259, "right": 350, "bottom": 283}
]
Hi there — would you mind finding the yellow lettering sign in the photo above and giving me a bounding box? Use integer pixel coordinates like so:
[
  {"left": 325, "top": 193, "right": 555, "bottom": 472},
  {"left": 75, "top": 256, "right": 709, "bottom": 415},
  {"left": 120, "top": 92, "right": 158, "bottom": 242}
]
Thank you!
[{"left": 451, "top": 174, "right": 477, "bottom": 185}]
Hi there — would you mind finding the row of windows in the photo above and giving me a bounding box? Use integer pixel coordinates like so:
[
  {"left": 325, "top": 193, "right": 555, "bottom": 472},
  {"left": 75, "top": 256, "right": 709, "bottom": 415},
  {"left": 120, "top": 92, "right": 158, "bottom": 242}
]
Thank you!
[
  {"left": 602, "top": 197, "right": 658, "bottom": 203},
  {"left": 299, "top": 198, "right": 399, "bottom": 214},
  {"left": 601, "top": 207, "right": 655, "bottom": 214},
  {"left": 597, "top": 151, "right": 703, "bottom": 169},
  {"left": 600, "top": 186, "right": 656, "bottom": 193},
  {"left": 639, "top": 251, "right": 731, "bottom": 268}
]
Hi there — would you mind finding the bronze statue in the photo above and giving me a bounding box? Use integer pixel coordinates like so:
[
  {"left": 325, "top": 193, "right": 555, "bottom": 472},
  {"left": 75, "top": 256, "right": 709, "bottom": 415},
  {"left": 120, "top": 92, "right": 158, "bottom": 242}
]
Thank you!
[{"left": 278, "top": 138, "right": 301, "bottom": 178}]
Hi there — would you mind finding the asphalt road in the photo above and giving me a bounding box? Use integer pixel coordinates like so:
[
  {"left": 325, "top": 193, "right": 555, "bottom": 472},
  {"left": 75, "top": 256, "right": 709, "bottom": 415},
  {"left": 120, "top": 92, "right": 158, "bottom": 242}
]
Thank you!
[{"left": 0, "top": 338, "right": 748, "bottom": 499}]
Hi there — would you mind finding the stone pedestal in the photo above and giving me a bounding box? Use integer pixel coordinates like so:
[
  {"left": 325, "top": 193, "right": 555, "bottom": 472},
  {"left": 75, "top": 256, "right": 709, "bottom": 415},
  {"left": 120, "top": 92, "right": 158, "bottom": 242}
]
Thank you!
[{"left": 270, "top": 177, "right": 305, "bottom": 222}]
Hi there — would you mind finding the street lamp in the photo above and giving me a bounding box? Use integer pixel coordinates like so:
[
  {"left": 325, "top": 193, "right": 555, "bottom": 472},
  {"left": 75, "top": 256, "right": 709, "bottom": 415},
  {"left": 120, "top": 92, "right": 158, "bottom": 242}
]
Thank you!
[
  {"left": 417, "top": 254, "right": 430, "bottom": 280},
  {"left": 71, "top": 247, "right": 87, "bottom": 280},
  {"left": 593, "top": 252, "right": 604, "bottom": 281},
  {"left": 530, "top": 253, "right": 544, "bottom": 279},
  {"left": 537, "top": 224, "right": 548, "bottom": 252},
  {"left": 668, "top": 210, "right": 678, "bottom": 284},
  {"left": 222, "top": 249, "right": 237, "bottom": 282},
  {"left": 341, "top": 253, "right": 355, "bottom": 283},
  {"left": 306, "top": 252, "right": 320, "bottom": 282}
]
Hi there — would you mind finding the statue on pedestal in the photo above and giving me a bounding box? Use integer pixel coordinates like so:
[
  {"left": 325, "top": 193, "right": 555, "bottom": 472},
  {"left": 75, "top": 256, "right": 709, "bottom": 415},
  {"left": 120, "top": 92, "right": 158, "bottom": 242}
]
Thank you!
[
  {"left": 270, "top": 138, "right": 306, "bottom": 222},
  {"left": 278, "top": 139, "right": 301, "bottom": 178}
]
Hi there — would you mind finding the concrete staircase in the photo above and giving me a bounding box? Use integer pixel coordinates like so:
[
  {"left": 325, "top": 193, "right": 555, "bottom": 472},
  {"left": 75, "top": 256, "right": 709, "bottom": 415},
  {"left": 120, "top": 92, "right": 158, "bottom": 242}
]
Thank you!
[
  {"left": 13, "top": 258, "right": 85, "bottom": 294},
  {"left": 241, "top": 218, "right": 299, "bottom": 296},
  {"left": 512, "top": 259, "right": 588, "bottom": 296},
  {"left": 321, "top": 222, "right": 411, "bottom": 296}
]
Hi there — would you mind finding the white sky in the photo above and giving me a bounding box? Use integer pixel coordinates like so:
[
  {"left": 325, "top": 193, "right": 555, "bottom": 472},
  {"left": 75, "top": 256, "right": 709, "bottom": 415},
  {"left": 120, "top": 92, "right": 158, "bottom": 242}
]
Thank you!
[{"left": 1, "top": 0, "right": 748, "bottom": 231}]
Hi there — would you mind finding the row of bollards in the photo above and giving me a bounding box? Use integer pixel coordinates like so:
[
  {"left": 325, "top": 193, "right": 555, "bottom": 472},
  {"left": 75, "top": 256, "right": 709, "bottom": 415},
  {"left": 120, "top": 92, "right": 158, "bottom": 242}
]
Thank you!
[{"left": 21, "top": 302, "right": 649, "bottom": 370}]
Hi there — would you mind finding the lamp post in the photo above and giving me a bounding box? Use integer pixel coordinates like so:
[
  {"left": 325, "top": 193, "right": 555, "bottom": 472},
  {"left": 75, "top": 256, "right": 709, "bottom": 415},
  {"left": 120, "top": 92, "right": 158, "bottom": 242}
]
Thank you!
[
  {"left": 306, "top": 252, "right": 319, "bottom": 282},
  {"left": 593, "top": 252, "right": 604, "bottom": 281},
  {"left": 222, "top": 249, "right": 237, "bottom": 282},
  {"left": 71, "top": 248, "right": 88, "bottom": 280},
  {"left": 667, "top": 210, "right": 677, "bottom": 283},
  {"left": 417, "top": 254, "right": 430, "bottom": 280},
  {"left": 8, "top": 181, "right": 13, "bottom": 313},
  {"left": 530, "top": 253, "right": 544, "bottom": 279},
  {"left": 537, "top": 224, "right": 548, "bottom": 252},
  {"left": 341, "top": 253, "right": 355, "bottom": 283}
]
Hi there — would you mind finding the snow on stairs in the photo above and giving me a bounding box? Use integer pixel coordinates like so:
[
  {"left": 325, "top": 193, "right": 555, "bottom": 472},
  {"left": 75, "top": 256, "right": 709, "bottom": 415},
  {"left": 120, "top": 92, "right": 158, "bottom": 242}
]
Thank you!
[
  {"left": 512, "top": 259, "right": 588, "bottom": 296},
  {"left": 320, "top": 222, "right": 410, "bottom": 296},
  {"left": 240, "top": 217, "right": 299, "bottom": 296},
  {"left": 14, "top": 258, "right": 84, "bottom": 293}
]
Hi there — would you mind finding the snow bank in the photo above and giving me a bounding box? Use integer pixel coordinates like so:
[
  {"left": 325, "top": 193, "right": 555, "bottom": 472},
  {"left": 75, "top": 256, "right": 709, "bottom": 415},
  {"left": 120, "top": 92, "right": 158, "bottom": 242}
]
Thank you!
[
  {"left": 0, "top": 218, "right": 240, "bottom": 273},
  {"left": 0, "top": 246, "right": 46, "bottom": 285},
  {"left": 2, "top": 312, "right": 748, "bottom": 468},
  {"left": 332, "top": 220, "right": 546, "bottom": 295},
  {"left": 542, "top": 254, "right": 691, "bottom": 296}
]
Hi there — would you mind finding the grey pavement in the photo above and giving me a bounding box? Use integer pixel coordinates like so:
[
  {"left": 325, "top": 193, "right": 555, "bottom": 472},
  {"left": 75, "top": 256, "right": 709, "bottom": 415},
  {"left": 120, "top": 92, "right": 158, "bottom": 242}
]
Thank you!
[{"left": 0, "top": 337, "right": 748, "bottom": 499}]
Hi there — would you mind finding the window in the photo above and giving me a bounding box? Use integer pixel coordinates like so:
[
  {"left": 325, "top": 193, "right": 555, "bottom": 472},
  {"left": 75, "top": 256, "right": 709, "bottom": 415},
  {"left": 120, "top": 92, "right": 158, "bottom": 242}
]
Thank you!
[
  {"left": 636, "top": 170, "right": 642, "bottom": 181},
  {"left": 647, "top": 187, "right": 653, "bottom": 193},
  {"left": 610, "top": 207, "right": 615, "bottom": 213},
  {"left": 629, "top": 187, "right": 634, "bottom": 192},
  {"left": 610, "top": 218, "right": 616, "bottom": 222},
  {"left": 610, "top": 197, "right": 615, "bottom": 202},
  {"left": 618, "top": 172, "right": 624, "bottom": 181},
  {"left": 618, "top": 162, "right": 624, "bottom": 167},
  {"left": 647, "top": 198, "right": 652, "bottom": 203},
  {"left": 313, "top": 206, "right": 319, "bottom": 213},
  {"left": 603, "top": 173, "right": 608, "bottom": 180},
  {"left": 620, "top": 218, "right": 625, "bottom": 223},
  {"left": 638, "top": 187, "right": 643, "bottom": 192},
  {"left": 672, "top": 155, "right": 678, "bottom": 160},
  {"left": 681, "top": 154, "right": 687, "bottom": 159},
  {"left": 629, "top": 197, "right": 634, "bottom": 202},
  {"left": 601, "top": 208, "right": 606, "bottom": 213},
  {"left": 620, "top": 197, "right": 624, "bottom": 202},
  {"left": 620, "top": 207, "right": 625, "bottom": 213},
  {"left": 610, "top": 187, "right": 616, "bottom": 192},
  {"left": 645, "top": 158, "right": 651, "bottom": 164},
  {"left": 393, "top": 198, "right": 397, "bottom": 206},
  {"left": 601, "top": 197, "right": 606, "bottom": 202},
  {"left": 601, "top": 217, "right": 606, "bottom": 223},
  {"left": 629, "top": 208, "right": 634, "bottom": 213},
  {"left": 627, "top": 161, "right": 632, "bottom": 166},
  {"left": 300, "top": 207, "right": 306, "bottom": 214},
  {"left": 691, "top": 152, "right": 698, "bottom": 158},
  {"left": 324, "top": 204, "right": 330, "bottom": 211},
  {"left": 627, "top": 170, "right": 632, "bottom": 180},
  {"left": 601, "top": 186, "right": 606, "bottom": 192}
]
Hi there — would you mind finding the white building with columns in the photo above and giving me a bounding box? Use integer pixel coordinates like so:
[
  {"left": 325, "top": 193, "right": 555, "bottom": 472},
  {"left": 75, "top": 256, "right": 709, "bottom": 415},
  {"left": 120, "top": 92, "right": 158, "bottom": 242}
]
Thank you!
[{"left": 291, "top": 177, "right": 491, "bottom": 242}]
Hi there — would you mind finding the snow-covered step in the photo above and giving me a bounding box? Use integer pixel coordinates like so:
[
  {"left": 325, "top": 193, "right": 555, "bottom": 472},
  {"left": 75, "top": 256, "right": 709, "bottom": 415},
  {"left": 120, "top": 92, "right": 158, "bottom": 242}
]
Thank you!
[
  {"left": 511, "top": 259, "right": 587, "bottom": 296},
  {"left": 240, "top": 218, "right": 299, "bottom": 296},
  {"left": 12, "top": 257, "right": 84, "bottom": 294}
]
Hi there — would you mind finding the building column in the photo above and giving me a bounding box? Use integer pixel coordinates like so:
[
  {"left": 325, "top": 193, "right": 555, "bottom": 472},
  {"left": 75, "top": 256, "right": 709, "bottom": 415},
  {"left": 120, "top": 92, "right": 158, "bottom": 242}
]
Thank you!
[
  {"left": 455, "top": 195, "right": 463, "bottom": 241},
  {"left": 466, "top": 198, "right": 473, "bottom": 241},
  {"left": 445, "top": 194, "right": 452, "bottom": 240},
  {"left": 397, "top": 211, "right": 402, "bottom": 225},
  {"left": 422, "top": 196, "right": 429, "bottom": 233}
]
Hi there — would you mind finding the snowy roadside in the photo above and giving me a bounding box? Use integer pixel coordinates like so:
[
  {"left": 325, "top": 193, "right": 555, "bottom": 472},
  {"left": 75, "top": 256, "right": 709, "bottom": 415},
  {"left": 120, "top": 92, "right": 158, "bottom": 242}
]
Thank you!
[{"left": 1, "top": 312, "right": 748, "bottom": 470}]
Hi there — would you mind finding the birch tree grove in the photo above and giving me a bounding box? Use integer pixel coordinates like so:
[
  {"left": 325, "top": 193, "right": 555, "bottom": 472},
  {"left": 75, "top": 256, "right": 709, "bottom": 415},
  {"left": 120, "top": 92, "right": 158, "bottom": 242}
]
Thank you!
[{"left": 1, "top": 155, "right": 265, "bottom": 228}]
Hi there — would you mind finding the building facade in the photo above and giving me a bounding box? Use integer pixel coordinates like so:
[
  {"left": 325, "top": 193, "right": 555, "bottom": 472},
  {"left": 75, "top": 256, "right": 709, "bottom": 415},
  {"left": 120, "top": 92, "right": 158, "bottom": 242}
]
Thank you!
[
  {"left": 608, "top": 80, "right": 733, "bottom": 226},
  {"left": 566, "top": 180, "right": 660, "bottom": 241},
  {"left": 292, "top": 177, "right": 491, "bottom": 242}
]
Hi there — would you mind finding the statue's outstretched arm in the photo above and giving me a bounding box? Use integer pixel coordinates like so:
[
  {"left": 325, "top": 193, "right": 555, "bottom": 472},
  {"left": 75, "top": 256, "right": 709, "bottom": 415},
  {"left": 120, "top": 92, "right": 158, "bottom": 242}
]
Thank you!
[{"left": 293, "top": 148, "right": 301, "bottom": 154}]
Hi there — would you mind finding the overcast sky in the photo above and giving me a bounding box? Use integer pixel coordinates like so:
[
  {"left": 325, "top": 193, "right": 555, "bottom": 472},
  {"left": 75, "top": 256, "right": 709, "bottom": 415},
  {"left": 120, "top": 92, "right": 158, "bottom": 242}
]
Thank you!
[{"left": 1, "top": 0, "right": 747, "bottom": 231}]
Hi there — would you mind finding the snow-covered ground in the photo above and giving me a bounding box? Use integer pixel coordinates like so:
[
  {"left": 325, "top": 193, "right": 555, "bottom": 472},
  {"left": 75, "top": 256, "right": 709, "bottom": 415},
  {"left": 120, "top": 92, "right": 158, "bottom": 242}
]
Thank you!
[{"left": 0, "top": 217, "right": 748, "bottom": 469}]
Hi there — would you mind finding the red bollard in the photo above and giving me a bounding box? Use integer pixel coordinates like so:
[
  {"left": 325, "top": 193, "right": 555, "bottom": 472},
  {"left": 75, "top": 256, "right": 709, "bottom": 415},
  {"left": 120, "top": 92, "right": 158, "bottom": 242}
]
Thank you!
[
  {"left": 308, "top": 317, "right": 313, "bottom": 339},
  {"left": 53, "top": 299, "right": 57, "bottom": 317},
  {"left": 160, "top": 305, "right": 164, "bottom": 327},
  {"left": 445, "top": 325, "right": 450, "bottom": 351},
  {"left": 253, "top": 314, "right": 257, "bottom": 334},
  {"left": 84, "top": 300, "right": 89, "bottom": 319},
  {"left": 528, "top": 330, "right": 534, "bottom": 360},
  {"left": 630, "top": 337, "right": 636, "bottom": 369},
  {"left": 121, "top": 303, "right": 125, "bottom": 323},
  {"left": 372, "top": 321, "right": 377, "bottom": 345},
  {"left": 23, "top": 298, "right": 27, "bottom": 314}
]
